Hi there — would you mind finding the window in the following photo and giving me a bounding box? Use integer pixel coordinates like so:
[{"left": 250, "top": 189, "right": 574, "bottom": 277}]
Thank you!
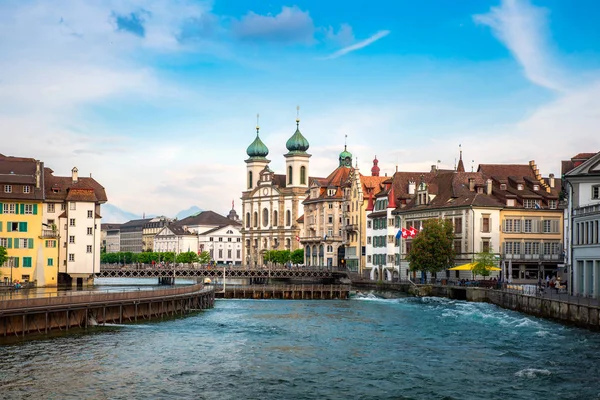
[
  {"left": 592, "top": 185, "right": 600, "bottom": 200},
  {"left": 61, "top": 203, "right": 66, "bottom": 211},
  {"left": 506, "top": 199, "right": 515, "bottom": 207},
  {"left": 236, "top": 250, "right": 241, "bottom": 258},
  {"left": 273, "top": 211, "right": 278, "bottom": 226},
  {"left": 227, "top": 249, "right": 232, "bottom": 258},
  {"left": 219, "top": 237, "right": 223, "bottom": 242},
  {"left": 523, "top": 199, "right": 541, "bottom": 209},
  {"left": 228, "top": 237, "right": 232, "bottom": 242},
  {"left": 70, "top": 202, "right": 76, "bottom": 210},
  {"left": 3, "top": 203, "right": 15, "bottom": 214},
  {"left": 286, "top": 210, "right": 291, "bottom": 226},
  {"left": 86, "top": 245, "right": 92, "bottom": 253},
  {"left": 367, "top": 237, "right": 371, "bottom": 244},
  {"left": 500, "top": 184, "right": 507, "bottom": 190},
  {"left": 4, "top": 185, "right": 12, "bottom": 193},
  {"left": 517, "top": 184, "right": 524, "bottom": 190},
  {"left": 454, "top": 240, "right": 461, "bottom": 254},
  {"left": 47, "top": 258, "right": 54, "bottom": 267},
  {"left": 0, "top": 238, "right": 8, "bottom": 247},
  {"left": 454, "top": 217, "right": 462, "bottom": 234},
  {"left": 248, "top": 171, "right": 253, "bottom": 189},
  {"left": 253, "top": 212, "right": 258, "bottom": 228},
  {"left": 218, "top": 249, "right": 223, "bottom": 258},
  {"left": 262, "top": 208, "right": 269, "bottom": 227},
  {"left": 23, "top": 186, "right": 30, "bottom": 194},
  {"left": 237, "top": 238, "right": 241, "bottom": 242},
  {"left": 367, "top": 255, "right": 372, "bottom": 263},
  {"left": 68, "top": 254, "right": 75, "bottom": 262},
  {"left": 328, "top": 214, "right": 333, "bottom": 224},
  {"left": 523, "top": 219, "right": 532, "bottom": 233},
  {"left": 69, "top": 236, "right": 75, "bottom": 244},
  {"left": 533, "top": 185, "right": 539, "bottom": 191},
  {"left": 367, "top": 220, "right": 372, "bottom": 228},
  {"left": 209, "top": 237, "right": 214, "bottom": 242},
  {"left": 47, "top": 203, "right": 55, "bottom": 213},
  {"left": 69, "top": 219, "right": 75, "bottom": 227},
  {"left": 481, "top": 215, "right": 490, "bottom": 233},
  {"left": 548, "top": 200, "right": 558, "bottom": 209},
  {"left": 87, "top": 210, "right": 93, "bottom": 218},
  {"left": 246, "top": 212, "right": 250, "bottom": 228},
  {"left": 24, "top": 204, "right": 33, "bottom": 214},
  {"left": 300, "top": 166, "right": 306, "bottom": 185},
  {"left": 7, "top": 222, "right": 27, "bottom": 232},
  {"left": 288, "top": 166, "right": 293, "bottom": 184},
  {"left": 87, "top": 227, "right": 93, "bottom": 235},
  {"left": 45, "top": 240, "right": 56, "bottom": 248}
]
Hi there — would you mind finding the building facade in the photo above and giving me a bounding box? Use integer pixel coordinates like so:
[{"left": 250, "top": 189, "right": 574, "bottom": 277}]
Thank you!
[
  {"left": 301, "top": 146, "right": 354, "bottom": 268},
  {"left": 101, "top": 223, "right": 122, "bottom": 253},
  {"left": 564, "top": 152, "right": 600, "bottom": 298},
  {"left": 241, "top": 119, "right": 311, "bottom": 267},
  {"left": 119, "top": 218, "right": 151, "bottom": 253},
  {"left": 143, "top": 216, "right": 171, "bottom": 251},
  {"left": 154, "top": 225, "right": 198, "bottom": 254}
]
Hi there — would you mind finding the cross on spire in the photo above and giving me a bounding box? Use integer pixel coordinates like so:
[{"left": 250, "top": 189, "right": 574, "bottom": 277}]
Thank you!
[{"left": 256, "top": 113, "right": 260, "bottom": 134}]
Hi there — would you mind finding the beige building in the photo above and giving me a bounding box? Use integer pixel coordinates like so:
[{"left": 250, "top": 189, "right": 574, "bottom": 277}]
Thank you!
[
  {"left": 241, "top": 119, "right": 312, "bottom": 267},
  {"left": 301, "top": 146, "right": 354, "bottom": 268},
  {"left": 142, "top": 216, "right": 171, "bottom": 251}
]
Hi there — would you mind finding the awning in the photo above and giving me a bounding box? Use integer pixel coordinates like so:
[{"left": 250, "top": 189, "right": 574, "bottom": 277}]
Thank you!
[{"left": 449, "top": 262, "right": 501, "bottom": 271}]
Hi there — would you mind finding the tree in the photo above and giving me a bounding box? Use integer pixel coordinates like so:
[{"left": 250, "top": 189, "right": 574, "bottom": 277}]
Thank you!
[
  {"left": 472, "top": 246, "right": 497, "bottom": 280},
  {"left": 198, "top": 251, "right": 211, "bottom": 265},
  {"left": 0, "top": 246, "right": 7, "bottom": 269},
  {"left": 291, "top": 249, "right": 304, "bottom": 265},
  {"left": 176, "top": 251, "right": 199, "bottom": 264},
  {"left": 407, "top": 218, "right": 455, "bottom": 277}
]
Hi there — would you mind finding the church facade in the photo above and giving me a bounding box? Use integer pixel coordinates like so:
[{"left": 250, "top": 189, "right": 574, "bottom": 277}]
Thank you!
[{"left": 240, "top": 118, "right": 312, "bottom": 267}]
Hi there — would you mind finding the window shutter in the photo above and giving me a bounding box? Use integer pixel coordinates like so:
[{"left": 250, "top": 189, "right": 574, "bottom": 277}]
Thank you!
[
  {"left": 552, "top": 220, "right": 559, "bottom": 233},
  {"left": 14, "top": 239, "right": 19, "bottom": 249},
  {"left": 480, "top": 217, "right": 483, "bottom": 232},
  {"left": 15, "top": 204, "right": 19, "bottom": 215},
  {"left": 489, "top": 217, "right": 492, "bottom": 233},
  {"left": 503, "top": 219, "right": 507, "bottom": 232},
  {"left": 0, "top": 202, "right": 3, "bottom": 214},
  {"left": 0, "top": 221, "right": 2, "bottom": 232},
  {"left": 20, "top": 204, "right": 24, "bottom": 214},
  {"left": 7, "top": 223, "right": 12, "bottom": 232},
  {"left": 19, "top": 222, "right": 27, "bottom": 232},
  {"left": 28, "top": 238, "right": 33, "bottom": 249},
  {"left": 33, "top": 204, "right": 38, "bottom": 215},
  {"left": 7, "top": 238, "right": 12, "bottom": 248}
]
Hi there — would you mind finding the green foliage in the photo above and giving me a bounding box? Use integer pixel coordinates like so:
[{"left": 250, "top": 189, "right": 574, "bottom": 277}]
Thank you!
[
  {"left": 472, "top": 247, "right": 497, "bottom": 279},
  {"left": 101, "top": 251, "right": 175, "bottom": 264},
  {"left": 291, "top": 249, "right": 304, "bottom": 265},
  {"left": 263, "top": 250, "right": 292, "bottom": 266},
  {"left": 176, "top": 251, "right": 199, "bottom": 264},
  {"left": 198, "top": 251, "right": 211, "bottom": 264},
  {"left": 0, "top": 246, "right": 7, "bottom": 268},
  {"left": 407, "top": 218, "right": 455, "bottom": 275}
]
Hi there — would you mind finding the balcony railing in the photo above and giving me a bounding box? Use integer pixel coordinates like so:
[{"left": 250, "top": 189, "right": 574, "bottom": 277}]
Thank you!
[
  {"left": 39, "top": 230, "right": 59, "bottom": 239},
  {"left": 344, "top": 224, "right": 358, "bottom": 232},
  {"left": 503, "top": 253, "right": 564, "bottom": 262}
]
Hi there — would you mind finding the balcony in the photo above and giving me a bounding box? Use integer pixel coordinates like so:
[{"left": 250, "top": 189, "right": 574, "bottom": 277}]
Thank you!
[
  {"left": 503, "top": 253, "right": 564, "bottom": 262},
  {"left": 345, "top": 224, "right": 358, "bottom": 232},
  {"left": 39, "top": 229, "right": 59, "bottom": 239}
]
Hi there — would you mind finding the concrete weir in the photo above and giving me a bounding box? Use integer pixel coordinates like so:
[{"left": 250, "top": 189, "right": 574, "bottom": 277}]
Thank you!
[
  {"left": 215, "top": 284, "right": 350, "bottom": 300},
  {"left": 0, "top": 284, "right": 215, "bottom": 337}
]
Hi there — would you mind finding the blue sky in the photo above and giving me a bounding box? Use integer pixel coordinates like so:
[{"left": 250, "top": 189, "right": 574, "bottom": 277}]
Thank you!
[{"left": 1, "top": 0, "right": 599, "bottom": 221}]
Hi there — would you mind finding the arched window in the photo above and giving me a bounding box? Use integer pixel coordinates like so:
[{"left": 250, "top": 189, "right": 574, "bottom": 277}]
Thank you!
[
  {"left": 245, "top": 212, "right": 250, "bottom": 228},
  {"left": 248, "top": 171, "right": 253, "bottom": 189},
  {"left": 286, "top": 238, "right": 291, "bottom": 248},
  {"left": 300, "top": 166, "right": 306, "bottom": 185},
  {"left": 262, "top": 208, "right": 269, "bottom": 227},
  {"left": 288, "top": 166, "right": 293, "bottom": 184},
  {"left": 253, "top": 211, "right": 258, "bottom": 228},
  {"left": 273, "top": 210, "right": 278, "bottom": 227},
  {"left": 286, "top": 210, "right": 291, "bottom": 226}
]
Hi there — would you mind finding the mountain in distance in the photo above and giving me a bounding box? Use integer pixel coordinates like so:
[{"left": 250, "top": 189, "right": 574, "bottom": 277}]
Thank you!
[
  {"left": 101, "top": 204, "right": 203, "bottom": 224},
  {"left": 101, "top": 204, "right": 145, "bottom": 224},
  {"left": 175, "top": 206, "right": 203, "bottom": 221}
]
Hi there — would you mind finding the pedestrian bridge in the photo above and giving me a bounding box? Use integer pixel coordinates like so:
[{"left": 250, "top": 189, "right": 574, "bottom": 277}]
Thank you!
[{"left": 96, "top": 265, "right": 349, "bottom": 280}]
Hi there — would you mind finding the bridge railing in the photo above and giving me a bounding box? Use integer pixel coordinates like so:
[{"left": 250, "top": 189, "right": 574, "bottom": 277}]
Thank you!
[{"left": 99, "top": 263, "right": 349, "bottom": 272}]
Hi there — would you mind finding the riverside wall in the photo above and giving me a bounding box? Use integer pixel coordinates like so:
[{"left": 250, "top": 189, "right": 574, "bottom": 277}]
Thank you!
[
  {"left": 432, "top": 286, "right": 600, "bottom": 331},
  {"left": 0, "top": 284, "right": 215, "bottom": 337}
]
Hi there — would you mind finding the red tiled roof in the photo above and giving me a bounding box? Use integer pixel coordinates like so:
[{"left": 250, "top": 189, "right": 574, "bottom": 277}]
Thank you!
[
  {"left": 572, "top": 153, "right": 597, "bottom": 160},
  {"left": 44, "top": 168, "right": 107, "bottom": 203}
]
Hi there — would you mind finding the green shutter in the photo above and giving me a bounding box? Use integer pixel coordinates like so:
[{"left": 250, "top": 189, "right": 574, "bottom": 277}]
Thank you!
[
  {"left": 15, "top": 204, "right": 19, "bottom": 215},
  {"left": 23, "top": 257, "right": 32, "bottom": 267},
  {"left": 20, "top": 204, "right": 24, "bottom": 214},
  {"left": 0, "top": 221, "right": 2, "bottom": 232},
  {"left": 14, "top": 239, "right": 19, "bottom": 249},
  {"left": 7, "top": 238, "right": 12, "bottom": 248},
  {"left": 0, "top": 202, "right": 3, "bottom": 214},
  {"left": 48, "top": 258, "right": 53, "bottom": 266},
  {"left": 19, "top": 222, "right": 27, "bottom": 232},
  {"left": 7, "top": 223, "right": 12, "bottom": 232},
  {"left": 33, "top": 204, "right": 38, "bottom": 215},
  {"left": 14, "top": 258, "right": 19, "bottom": 268},
  {"left": 28, "top": 238, "right": 33, "bottom": 249}
]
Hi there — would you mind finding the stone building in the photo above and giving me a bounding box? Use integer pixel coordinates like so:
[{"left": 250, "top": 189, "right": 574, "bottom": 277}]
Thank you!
[{"left": 241, "top": 118, "right": 313, "bottom": 267}]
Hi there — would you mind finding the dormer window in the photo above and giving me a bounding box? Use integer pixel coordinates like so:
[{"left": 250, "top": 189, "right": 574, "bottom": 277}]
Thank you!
[
  {"left": 517, "top": 184, "right": 524, "bottom": 190},
  {"left": 4, "top": 185, "right": 12, "bottom": 193},
  {"left": 23, "top": 185, "right": 30, "bottom": 194},
  {"left": 328, "top": 188, "right": 336, "bottom": 196},
  {"left": 533, "top": 184, "right": 539, "bottom": 191},
  {"left": 500, "top": 184, "right": 507, "bottom": 190},
  {"left": 477, "top": 187, "right": 484, "bottom": 194}
]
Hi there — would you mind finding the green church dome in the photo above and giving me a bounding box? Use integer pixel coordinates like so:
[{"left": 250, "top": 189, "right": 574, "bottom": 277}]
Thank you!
[
  {"left": 246, "top": 128, "right": 269, "bottom": 159},
  {"left": 339, "top": 145, "right": 353, "bottom": 167},
  {"left": 286, "top": 120, "right": 310, "bottom": 154}
]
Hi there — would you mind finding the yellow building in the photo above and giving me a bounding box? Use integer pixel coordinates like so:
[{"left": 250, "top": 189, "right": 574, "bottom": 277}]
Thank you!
[
  {"left": 343, "top": 157, "right": 387, "bottom": 275},
  {"left": 479, "top": 161, "right": 564, "bottom": 281},
  {"left": 0, "top": 155, "right": 58, "bottom": 286}
]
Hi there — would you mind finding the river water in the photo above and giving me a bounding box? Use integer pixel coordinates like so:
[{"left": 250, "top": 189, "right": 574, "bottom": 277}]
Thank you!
[{"left": 1, "top": 293, "right": 600, "bottom": 399}]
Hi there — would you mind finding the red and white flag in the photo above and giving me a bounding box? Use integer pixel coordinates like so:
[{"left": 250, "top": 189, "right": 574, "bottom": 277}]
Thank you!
[
  {"left": 401, "top": 228, "right": 409, "bottom": 239},
  {"left": 296, "top": 235, "right": 300, "bottom": 242},
  {"left": 409, "top": 226, "right": 418, "bottom": 237}
]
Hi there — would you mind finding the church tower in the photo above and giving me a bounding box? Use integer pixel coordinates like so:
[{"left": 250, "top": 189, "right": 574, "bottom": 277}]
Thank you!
[
  {"left": 245, "top": 118, "right": 270, "bottom": 191},
  {"left": 284, "top": 108, "right": 311, "bottom": 188}
]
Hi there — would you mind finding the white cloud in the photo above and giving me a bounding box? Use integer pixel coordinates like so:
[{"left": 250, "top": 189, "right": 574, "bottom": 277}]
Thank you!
[
  {"left": 324, "top": 23, "right": 355, "bottom": 47},
  {"left": 474, "top": 0, "right": 566, "bottom": 92},
  {"left": 231, "top": 6, "right": 315, "bottom": 44},
  {"left": 325, "top": 30, "right": 390, "bottom": 59}
]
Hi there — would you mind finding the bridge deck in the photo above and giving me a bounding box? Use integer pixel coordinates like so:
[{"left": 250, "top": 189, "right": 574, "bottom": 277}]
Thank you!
[{"left": 96, "top": 266, "right": 348, "bottom": 279}]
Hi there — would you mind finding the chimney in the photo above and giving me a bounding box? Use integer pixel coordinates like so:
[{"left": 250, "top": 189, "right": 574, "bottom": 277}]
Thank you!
[
  {"left": 71, "top": 167, "right": 78, "bottom": 183},
  {"left": 430, "top": 165, "right": 436, "bottom": 173},
  {"left": 35, "top": 160, "right": 41, "bottom": 189},
  {"left": 408, "top": 180, "right": 416, "bottom": 195},
  {"left": 549, "top": 173, "right": 555, "bottom": 188},
  {"left": 469, "top": 178, "right": 475, "bottom": 192},
  {"left": 486, "top": 179, "right": 492, "bottom": 195}
]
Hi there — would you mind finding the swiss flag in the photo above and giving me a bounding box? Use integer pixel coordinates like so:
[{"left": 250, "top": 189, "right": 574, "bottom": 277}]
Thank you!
[
  {"left": 296, "top": 235, "right": 300, "bottom": 242},
  {"left": 401, "top": 228, "right": 409, "bottom": 239},
  {"left": 409, "top": 226, "right": 418, "bottom": 237}
]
